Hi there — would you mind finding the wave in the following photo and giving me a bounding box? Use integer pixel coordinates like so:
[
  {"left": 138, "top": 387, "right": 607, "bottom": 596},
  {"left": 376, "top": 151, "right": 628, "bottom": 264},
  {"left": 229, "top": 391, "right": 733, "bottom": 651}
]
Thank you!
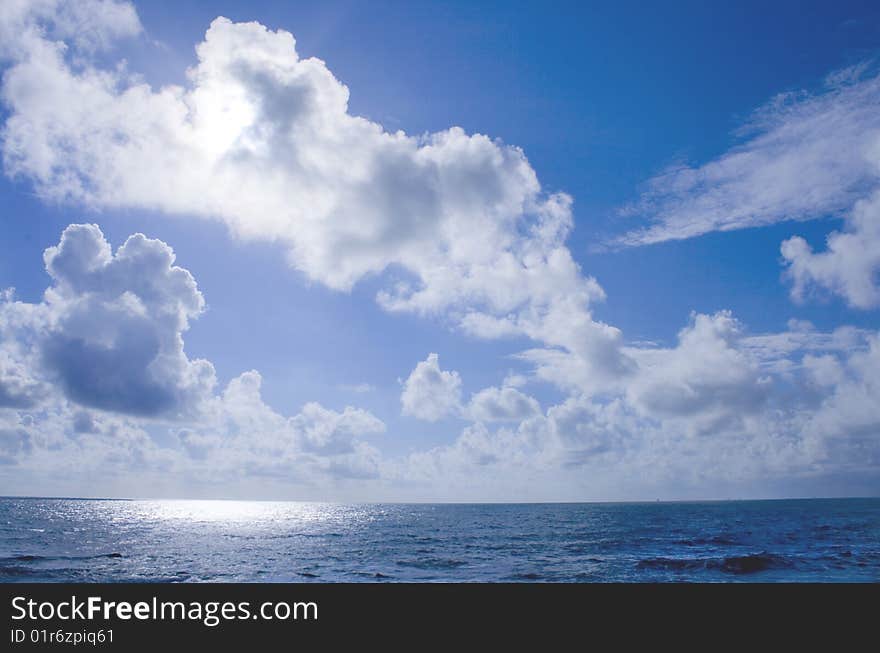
[
  {"left": 0, "top": 566, "right": 40, "bottom": 577},
  {"left": 637, "top": 552, "right": 793, "bottom": 575},
  {"left": 351, "top": 571, "right": 392, "bottom": 579},
  {"left": 677, "top": 535, "right": 740, "bottom": 546},
  {"left": 4, "top": 554, "right": 45, "bottom": 562},
  {"left": 0, "top": 552, "right": 123, "bottom": 563},
  {"left": 510, "top": 572, "right": 544, "bottom": 580},
  {"left": 396, "top": 558, "right": 467, "bottom": 570},
  {"left": 0, "top": 565, "right": 85, "bottom": 579}
]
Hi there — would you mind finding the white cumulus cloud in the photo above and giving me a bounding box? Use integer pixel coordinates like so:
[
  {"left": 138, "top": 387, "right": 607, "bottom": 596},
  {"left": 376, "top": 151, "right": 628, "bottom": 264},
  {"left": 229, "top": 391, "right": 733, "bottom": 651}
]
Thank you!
[
  {"left": 782, "top": 190, "right": 880, "bottom": 309},
  {"left": 0, "top": 224, "right": 388, "bottom": 489},
  {"left": 466, "top": 384, "right": 541, "bottom": 423},
  {"left": 0, "top": 5, "right": 611, "bottom": 366},
  {"left": 2, "top": 224, "right": 215, "bottom": 418},
  {"left": 400, "top": 353, "right": 463, "bottom": 422}
]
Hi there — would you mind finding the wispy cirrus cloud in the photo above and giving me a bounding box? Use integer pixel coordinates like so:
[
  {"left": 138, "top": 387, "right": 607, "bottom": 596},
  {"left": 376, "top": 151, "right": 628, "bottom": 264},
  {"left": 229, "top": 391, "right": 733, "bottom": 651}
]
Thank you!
[{"left": 614, "top": 66, "right": 880, "bottom": 248}]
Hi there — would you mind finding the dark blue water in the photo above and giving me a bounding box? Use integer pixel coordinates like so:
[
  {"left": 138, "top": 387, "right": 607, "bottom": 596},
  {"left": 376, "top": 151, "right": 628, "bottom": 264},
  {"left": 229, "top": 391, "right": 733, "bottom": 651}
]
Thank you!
[{"left": 1, "top": 498, "right": 877, "bottom": 582}]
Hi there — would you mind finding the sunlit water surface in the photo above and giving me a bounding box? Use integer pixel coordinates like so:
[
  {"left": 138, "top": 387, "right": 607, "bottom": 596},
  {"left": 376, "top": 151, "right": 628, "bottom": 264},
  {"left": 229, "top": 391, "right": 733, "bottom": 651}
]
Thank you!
[{"left": 1, "top": 498, "right": 878, "bottom": 582}]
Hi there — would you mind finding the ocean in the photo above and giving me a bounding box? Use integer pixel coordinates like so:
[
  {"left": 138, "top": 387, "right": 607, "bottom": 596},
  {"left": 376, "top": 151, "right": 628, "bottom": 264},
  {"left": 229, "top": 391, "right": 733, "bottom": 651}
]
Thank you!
[{"left": 1, "top": 497, "right": 878, "bottom": 582}]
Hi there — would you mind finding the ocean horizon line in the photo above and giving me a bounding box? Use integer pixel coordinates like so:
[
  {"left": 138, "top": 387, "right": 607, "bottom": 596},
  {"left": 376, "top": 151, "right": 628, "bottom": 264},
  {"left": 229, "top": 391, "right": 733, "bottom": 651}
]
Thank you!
[{"left": 2, "top": 495, "right": 877, "bottom": 505}]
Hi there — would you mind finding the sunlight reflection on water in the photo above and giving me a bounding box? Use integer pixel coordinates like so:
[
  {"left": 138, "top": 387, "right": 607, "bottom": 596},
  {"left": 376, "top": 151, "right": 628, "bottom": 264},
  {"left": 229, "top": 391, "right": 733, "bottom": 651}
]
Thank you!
[{"left": 132, "top": 500, "right": 339, "bottom": 525}]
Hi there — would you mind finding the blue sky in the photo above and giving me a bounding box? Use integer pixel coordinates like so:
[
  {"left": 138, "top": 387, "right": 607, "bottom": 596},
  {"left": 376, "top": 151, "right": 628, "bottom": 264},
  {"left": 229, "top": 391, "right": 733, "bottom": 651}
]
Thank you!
[{"left": 0, "top": 0, "right": 878, "bottom": 500}]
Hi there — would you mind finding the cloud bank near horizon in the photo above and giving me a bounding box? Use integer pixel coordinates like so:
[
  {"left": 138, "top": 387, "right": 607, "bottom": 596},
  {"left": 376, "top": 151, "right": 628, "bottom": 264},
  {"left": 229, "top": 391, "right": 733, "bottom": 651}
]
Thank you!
[{"left": 1, "top": 223, "right": 877, "bottom": 499}]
